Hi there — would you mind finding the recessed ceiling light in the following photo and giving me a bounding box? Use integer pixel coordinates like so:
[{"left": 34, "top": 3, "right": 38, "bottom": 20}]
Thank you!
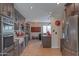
[
  {"left": 30, "top": 6, "right": 33, "bottom": 10},
  {"left": 57, "top": 3, "right": 60, "bottom": 5},
  {"left": 49, "top": 12, "right": 52, "bottom": 15}
]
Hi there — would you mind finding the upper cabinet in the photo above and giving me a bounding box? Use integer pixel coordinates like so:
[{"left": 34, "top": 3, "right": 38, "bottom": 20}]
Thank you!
[
  {"left": 0, "top": 3, "right": 26, "bottom": 31},
  {"left": 64, "top": 3, "right": 75, "bottom": 17},
  {"left": 65, "top": 3, "right": 79, "bottom": 17},
  {"left": 14, "top": 9, "right": 25, "bottom": 31},
  {"left": 75, "top": 3, "right": 79, "bottom": 14},
  {"left": 0, "top": 3, "right": 14, "bottom": 18}
]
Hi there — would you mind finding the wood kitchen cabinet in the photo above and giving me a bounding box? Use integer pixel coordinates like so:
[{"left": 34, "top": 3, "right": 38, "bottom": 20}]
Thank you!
[
  {"left": 25, "top": 23, "right": 30, "bottom": 34},
  {"left": 0, "top": 3, "right": 14, "bottom": 18},
  {"left": 65, "top": 3, "right": 75, "bottom": 17},
  {"left": 62, "top": 46, "right": 77, "bottom": 56},
  {"left": 42, "top": 35, "right": 51, "bottom": 48},
  {"left": 14, "top": 9, "right": 25, "bottom": 31},
  {"left": 74, "top": 3, "right": 79, "bottom": 14},
  {"left": 65, "top": 3, "right": 79, "bottom": 17},
  {"left": 3, "top": 45, "right": 15, "bottom": 56},
  {"left": 14, "top": 9, "right": 27, "bottom": 56},
  {"left": 0, "top": 3, "right": 26, "bottom": 56},
  {"left": 0, "top": 3, "right": 15, "bottom": 56},
  {"left": 0, "top": 20, "right": 2, "bottom": 54}
]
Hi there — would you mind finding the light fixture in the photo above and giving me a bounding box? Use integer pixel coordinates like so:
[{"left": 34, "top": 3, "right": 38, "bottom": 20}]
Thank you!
[
  {"left": 57, "top": 3, "right": 60, "bottom": 5},
  {"left": 49, "top": 12, "right": 52, "bottom": 14},
  {"left": 30, "top": 6, "right": 33, "bottom": 10}
]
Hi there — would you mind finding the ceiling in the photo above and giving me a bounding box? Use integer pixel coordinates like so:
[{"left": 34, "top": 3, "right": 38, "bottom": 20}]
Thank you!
[{"left": 14, "top": 3, "right": 65, "bottom": 22}]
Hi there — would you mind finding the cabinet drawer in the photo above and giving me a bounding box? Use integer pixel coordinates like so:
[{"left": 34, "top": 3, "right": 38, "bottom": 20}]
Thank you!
[{"left": 62, "top": 47, "right": 77, "bottom": 56}]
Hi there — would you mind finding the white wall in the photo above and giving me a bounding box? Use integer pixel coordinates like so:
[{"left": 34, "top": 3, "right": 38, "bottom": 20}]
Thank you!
[
  {"left": 50, "top": 5, "right": 64, "bottom": 48},
  {"left": 30, "top": 21, "right": 51, "bottom": 40},
  {"left": 51, "top": 19, "right": 62, "bottom": 48}
]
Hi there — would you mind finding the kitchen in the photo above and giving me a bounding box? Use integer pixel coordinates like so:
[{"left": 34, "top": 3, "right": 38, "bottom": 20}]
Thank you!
[{"left": 0, "top": 3, "right": 79, "bottom": 56}]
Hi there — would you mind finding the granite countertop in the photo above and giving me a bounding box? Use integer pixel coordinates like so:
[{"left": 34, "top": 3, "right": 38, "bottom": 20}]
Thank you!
[
  {"left": 14, "top": 34, "right": 29, "bottom": 44},
  {"left": 14, "top": 36, "right": 25, "bottom": 44}
]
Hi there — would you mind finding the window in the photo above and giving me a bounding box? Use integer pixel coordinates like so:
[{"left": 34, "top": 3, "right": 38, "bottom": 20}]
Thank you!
[
  {"left": 43, "top": 26, "right": 47, "bottom": 33},
  {"left": 43, "top": 25, "right": 51, "bottom": 34}
]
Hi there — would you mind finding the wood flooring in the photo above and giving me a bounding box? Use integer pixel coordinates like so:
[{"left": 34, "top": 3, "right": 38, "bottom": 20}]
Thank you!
[{"left": 21, "top": 40, "right": 62, "bottom": 56}]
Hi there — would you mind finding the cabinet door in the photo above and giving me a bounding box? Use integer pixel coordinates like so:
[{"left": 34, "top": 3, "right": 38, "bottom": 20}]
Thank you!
[
  {"left": 1, "top": 4, "right": 8, "bottom": 16},
  {"left": 0, "top": 4, "right": 14, "bottom": 18},
  {"left": 75, "top": 3, "right": 79, "bottom": 14},
  {"left": 7, "top": 4, "right": 14, "bottom": 18},
  {"left": 0, "top": 34, "right": 2, "bottom": 55},
  {"left": 0, "top": 19, "right": 2, "bottom": 55},
  {"left": 65, "top": 4, "right": 75, "bottom": 17},
  {"left": 0, "top": 4, "right": 2, "bottom": 15}
]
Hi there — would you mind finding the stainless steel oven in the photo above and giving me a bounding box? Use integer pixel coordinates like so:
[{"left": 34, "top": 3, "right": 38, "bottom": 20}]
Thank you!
[
  {"left": 2, "top": 16, "right": 14, "bottom": 49},
  {"left": 0, "top": 15, "right": 14, "bottom": 56}
]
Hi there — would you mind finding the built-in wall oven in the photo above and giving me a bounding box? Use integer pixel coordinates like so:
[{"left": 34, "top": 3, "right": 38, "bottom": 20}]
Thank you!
[
  {"left": 3, "top": 16, "right": 14, "bottom": 48},
  {"left": 0, "top": 15, "right": 14, "bottom": 56}
]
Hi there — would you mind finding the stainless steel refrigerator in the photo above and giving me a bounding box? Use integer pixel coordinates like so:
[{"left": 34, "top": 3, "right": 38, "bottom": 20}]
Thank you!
[{"left": 62, "top": 14, "right": 79, "bottom": 56}]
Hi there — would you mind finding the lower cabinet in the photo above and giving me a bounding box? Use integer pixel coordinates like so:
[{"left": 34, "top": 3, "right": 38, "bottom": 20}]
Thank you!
[
  {"left": 0, "top": 36, "right": 2, "bottom": 55},
  {"left": 42, "top": 35, "right": 51, "bottom": 48},
  {"left": 0, "top": 38, "right": 27, "bottom": 56},
  {"left": 3, "top": 44, "right": 15, "bottom": 56},
  {"left": 24, "top": 35, "right": 29, "bottom": 47},
  {"left": 14, "top": 40, "right": 19, "bottom": 56},
  {"left": 62, "top": 47, "right": 77, "bottom": 56},
  {"left": 18, "top": 41, "right": 25, "bottom": 55},
  {"left": 61, "top": 39, "right": 78, "bottom": 56},
  {"left": 14, "top": 39, "right": 25, "bottom": 56}
]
